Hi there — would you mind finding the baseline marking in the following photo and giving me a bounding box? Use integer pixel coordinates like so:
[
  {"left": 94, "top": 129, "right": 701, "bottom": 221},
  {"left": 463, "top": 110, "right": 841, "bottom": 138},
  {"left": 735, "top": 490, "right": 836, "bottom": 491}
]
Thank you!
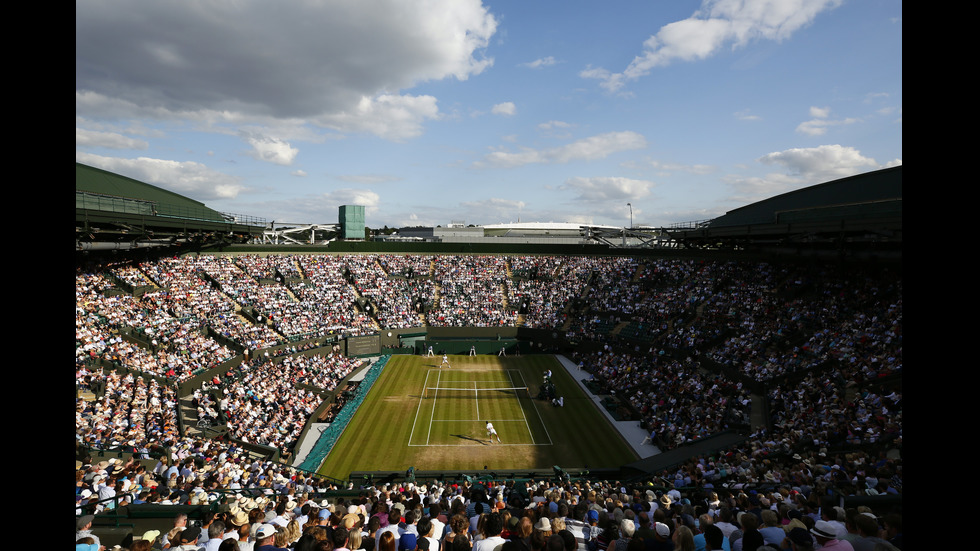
[{"left": 407, "top": 369, "right": 553, "bottom": 447}]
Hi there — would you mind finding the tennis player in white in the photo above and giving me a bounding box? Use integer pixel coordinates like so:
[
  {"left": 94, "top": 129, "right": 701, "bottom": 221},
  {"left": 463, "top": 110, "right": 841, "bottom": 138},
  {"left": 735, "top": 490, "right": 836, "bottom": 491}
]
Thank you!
[
  {"left": 486, "top": 421, "right": 501, "bottom": 443},
  {"left": 441, "top": 354, "right": 451, "bottom": 368}
]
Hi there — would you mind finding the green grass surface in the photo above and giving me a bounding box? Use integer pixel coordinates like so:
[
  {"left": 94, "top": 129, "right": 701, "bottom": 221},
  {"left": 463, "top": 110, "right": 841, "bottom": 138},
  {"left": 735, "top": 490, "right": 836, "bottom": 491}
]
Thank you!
[{"left": 316, "top": 354, "right": 638, "bottom": 480}]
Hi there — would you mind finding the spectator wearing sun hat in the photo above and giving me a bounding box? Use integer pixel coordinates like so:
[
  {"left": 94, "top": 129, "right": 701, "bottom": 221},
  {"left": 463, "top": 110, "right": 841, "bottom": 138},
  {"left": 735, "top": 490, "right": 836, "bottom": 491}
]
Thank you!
[
  {"left": 648, "top": 522, "right": 673, "bottom": 551},
  {"left": 255, "top": 524, "right": 287, "bottom": 551},
  {"left": 535, "top": 517, "right": 553, "bottom": 537},
  {"left": 808, "top": 520, "right": 854, "bottom": 551}
]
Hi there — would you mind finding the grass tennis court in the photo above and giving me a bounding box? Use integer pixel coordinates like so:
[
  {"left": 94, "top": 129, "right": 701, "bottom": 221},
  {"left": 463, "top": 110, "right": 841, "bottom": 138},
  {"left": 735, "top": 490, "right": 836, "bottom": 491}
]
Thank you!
[
  {"left": 410, "top": 367, "right": 549, "bottom": 447},
  {"left": 315, "top": 354, "right": 638, "bottom": 480}
]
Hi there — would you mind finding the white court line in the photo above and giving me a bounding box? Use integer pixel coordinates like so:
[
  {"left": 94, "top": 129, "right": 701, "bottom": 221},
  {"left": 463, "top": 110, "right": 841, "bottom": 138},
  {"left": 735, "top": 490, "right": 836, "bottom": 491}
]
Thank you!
[
  {"left": 412, "top": 443, "right": 550, "bottom": 447},
  {"left": 517, "top": 369, "right": 552, "bottom": 445},
  {"left": 405, "top": 369, "right": 553, "bottom": 448},
  {"left": 507, "top": 370, "right": 536, "bottom": 444},
  {"left": 430, "top": 419, "right": 527, "bottom": 422},
  {"left": 425, "top": 368, "right": 443, "bottom": 445},
  {"left": 409, "top": 369, "right": 432, "bottom": 446}
]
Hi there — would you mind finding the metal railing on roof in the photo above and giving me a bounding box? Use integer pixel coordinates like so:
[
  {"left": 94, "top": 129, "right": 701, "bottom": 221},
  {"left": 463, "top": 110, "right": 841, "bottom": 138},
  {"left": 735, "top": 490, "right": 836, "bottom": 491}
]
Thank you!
[{"left": 76, "top": 191, "right": 266, "bottom": 227}]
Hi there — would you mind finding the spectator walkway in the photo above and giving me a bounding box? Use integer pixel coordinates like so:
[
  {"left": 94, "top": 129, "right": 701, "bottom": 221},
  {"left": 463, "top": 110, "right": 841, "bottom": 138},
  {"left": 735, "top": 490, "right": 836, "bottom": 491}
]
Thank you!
[{"left": 553, "top": 354, "right": 662, "bottom": 460}]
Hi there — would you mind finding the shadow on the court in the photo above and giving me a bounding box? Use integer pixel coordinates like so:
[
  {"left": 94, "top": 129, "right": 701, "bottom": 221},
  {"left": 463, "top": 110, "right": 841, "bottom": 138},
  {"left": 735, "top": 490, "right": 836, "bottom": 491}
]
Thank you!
[{"left": 451, "top": 434, "right": 489, "bottom": 445}]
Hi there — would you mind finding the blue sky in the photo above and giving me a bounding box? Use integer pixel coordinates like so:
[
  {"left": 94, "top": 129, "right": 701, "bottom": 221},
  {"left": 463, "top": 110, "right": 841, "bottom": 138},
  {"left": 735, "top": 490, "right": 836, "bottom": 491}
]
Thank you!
[{"left": 76, "top": 0, "right": 901, "bottom": 229}]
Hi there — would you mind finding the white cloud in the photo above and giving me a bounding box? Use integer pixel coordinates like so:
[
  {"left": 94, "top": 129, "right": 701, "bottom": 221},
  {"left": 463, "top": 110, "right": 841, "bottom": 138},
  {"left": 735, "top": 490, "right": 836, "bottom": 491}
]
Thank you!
[
  {"left": 314, "top": 94, "right": 440, "bottom": 141},
  {"left": 795, "top": 107, "right": 859, "bottom": 136},
  {"left": 717, "top": 145, "right": 898, "bottom": 207},
  {"left": 582, "top": 0, "right": 843, "bottom": 92},
  {"left": 76, "top": 0, "right": 497, "bottom": 138},
  {"left": 559, "top": 176, "right": 655, "bottom": 202},
  {"left": 241, "top": 132, "right": 299, "bottom": 165},
  {"left": 809, "top": 106, "right": 832, "bottom": 118},
  {"left": 864, "top": 92, "right": 890, "bottom": 103},
  {"left": 476, "top": 131, "right": 647, "bottom": 168},
  {"left": 460, "top": 198, "right": 527, "bottom": 218},
  {"left": 521, "top": 56, "right": 557, "bottom": 68},
  {"left": 758, "top": 144, "right": 882, "bottom": 181},
  {"left": 323, "top": 189, "right": 382, "bottom": 215},
  {"left": 491, "top": 102, "right": 517, "bottom": 116},
  {"left": 76, "top": 128, "right": 149, "bottom": 150},
  {"left": 622, "top": 157, "right": 716, "bottom": 175},
  {"left": 537, "top": 120, "right": 573, "bottom": 131},
  {"left": 537, "top": 120, "right": 575, "bottom": 139},
  {"left": 75, "top": 152, "right": 245, "bottom": 200},
  {"left": 723, "top": 171, "right": 808, "bottom": 203}
]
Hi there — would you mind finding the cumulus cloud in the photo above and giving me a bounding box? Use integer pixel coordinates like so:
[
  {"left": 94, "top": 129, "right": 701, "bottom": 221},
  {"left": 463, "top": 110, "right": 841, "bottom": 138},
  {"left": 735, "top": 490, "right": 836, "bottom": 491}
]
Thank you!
[
  {"left": 476, "top": 131, "right": 647, "bottom": 168},
  {"left": 537, "top": 120, "right": 575, "bottom": 139},
  {"left": 314, "top": 94, "right": 440, "bottom": 141},
  {"left": 241, "top": 132, "right": 299, "bottom": 165},
  {"left": 537, "top": 120, "right": 573, "bottom": 131},
  {"left": 795, "top": 106, "right": 859, "bottom": 136},
  {"left": 809, "top": 106, "right": 832, "bottom": 118},
  {"left": 582, "top": 0, "right": 843, "bottom": 92},
  {"left": 559, "top": 176, "right": 655, "bottom": 202},
  {"left": 75, "top": 152, "right": 245, "bottom": 200},
  {"left": 621, "top": 157, "right": 716, "bottom": 175},
  {"left": 491, "top": 102, "right": 516, "bottom": 116},
  {"left": 758, "top": 144, "right": 880, "bottom": 181},
  {"left": 76, "top": 128, "right": 149, "bottom": 150},
  {"left": 323, "top": 189, "right": 382, "bottom": 215},
  {"left": 521, "top": 56, "right": 557, "bottom": 68},
  {"left": 76, "top": 0, "right": 497, "bottom": 136},
  {"left": 718, "top": 145, "right": 899, "bottom": 206},
  {"left": 460, "top": 198, "right": 527, "bottom": 219}
]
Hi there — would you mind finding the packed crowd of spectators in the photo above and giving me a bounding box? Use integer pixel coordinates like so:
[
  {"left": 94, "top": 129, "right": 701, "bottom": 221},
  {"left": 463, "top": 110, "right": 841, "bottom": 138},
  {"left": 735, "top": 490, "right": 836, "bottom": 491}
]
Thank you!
[
  {"left": 293, "top": 256, "right": 379, "bottom": 338},
  {"left": 216, "top": 358, "right": 327, "bottom": 453},
  {"left": 78, "top": 269, "right": 236, "bottom": 383},
  {"left": 575, "top": 349, "right": 753, "bottom": 451},
  {"left": 428, "top": 255, "right": 517, "bottom": 328},
  {"left": 76, "top": 253, "right": 901, "bottom": 550},
  {"left": 76, "top": 457, "right": 903, "bottom": 550},
  {"left": 345, "top": 254, "right": 432, "bottom": 329},
  {"left": 508, "top": 256, "right": 593, "bottom": 329}
]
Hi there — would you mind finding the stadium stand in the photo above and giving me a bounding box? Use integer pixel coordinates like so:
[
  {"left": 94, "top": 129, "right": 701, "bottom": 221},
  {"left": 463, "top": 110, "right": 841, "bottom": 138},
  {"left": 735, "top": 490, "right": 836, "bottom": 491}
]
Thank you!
[{"left": 76, "top": 165, "right": 901, "bottom": 551}]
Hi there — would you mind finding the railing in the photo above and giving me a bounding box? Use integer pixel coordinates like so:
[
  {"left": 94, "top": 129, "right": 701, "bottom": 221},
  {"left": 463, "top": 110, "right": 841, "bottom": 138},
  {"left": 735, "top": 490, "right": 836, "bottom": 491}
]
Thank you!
[
  {"left": 76, "top": 191, "right": 266, "bottom": 227},
  {"left": 667, "top": 219, "right": 714, "bottom": 229}
]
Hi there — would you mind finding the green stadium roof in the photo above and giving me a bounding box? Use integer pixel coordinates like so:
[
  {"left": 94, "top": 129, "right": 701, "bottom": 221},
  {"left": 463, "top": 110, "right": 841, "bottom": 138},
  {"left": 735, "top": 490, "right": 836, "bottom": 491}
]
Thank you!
[{"left": 76, "top": 162, "right": 225, "bottom": 220}]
